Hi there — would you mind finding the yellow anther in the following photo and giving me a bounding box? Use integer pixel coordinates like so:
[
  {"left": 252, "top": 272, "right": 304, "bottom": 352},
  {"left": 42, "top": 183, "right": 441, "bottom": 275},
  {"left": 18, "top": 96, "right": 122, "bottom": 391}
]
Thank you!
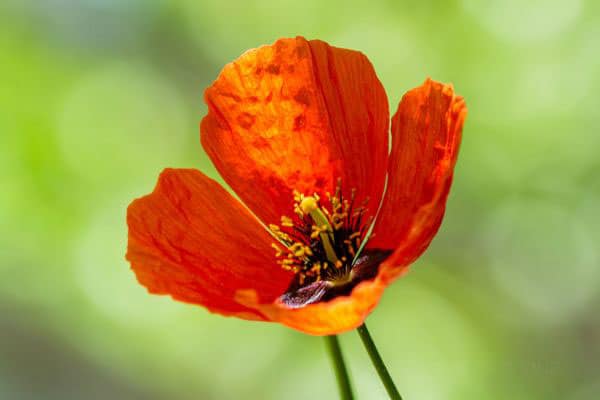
[
  {"left": 290, "top": 242, "right": 306, "bottom": 257},
  {"left": 331, "top": 212, "right": 346, "bottom": 230},
  {"left": 271, "top": 243, "right": 283, "bottom": 257},
  {"left": 294, "top": 206, "right": 304, "bottom": 218},
  {"left": 311, "top": 224, "right": 325, "bottom": 239},
  {"left": 275, "top": 231, "right": 291, "bottom": 242},
  {"left": 293, "top": 190, "right": 303, "bottom": 203},
  {"left": 281, "top": 216, "right": 294, "bottom": 227},
  {"left": 307, "top": 262, "right": 322, "bottom": 281}
]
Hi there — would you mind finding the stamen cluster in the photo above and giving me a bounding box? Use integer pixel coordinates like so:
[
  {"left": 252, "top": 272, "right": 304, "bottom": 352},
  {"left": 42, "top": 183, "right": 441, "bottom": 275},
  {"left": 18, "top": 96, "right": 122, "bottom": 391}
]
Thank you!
[{"left": 270, "top": 180, "right": 372, "bottom": 286}]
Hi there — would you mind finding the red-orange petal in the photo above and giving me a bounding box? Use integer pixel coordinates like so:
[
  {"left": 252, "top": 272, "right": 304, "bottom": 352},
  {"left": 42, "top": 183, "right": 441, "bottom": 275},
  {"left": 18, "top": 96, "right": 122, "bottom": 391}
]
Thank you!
[
  {"left": 235, "top": 262, "right": 405, "bottom": 335},
  {"left": 126, "top": 168, "right": 294, "bottom": 320},
  {"left": 201, "top": 36, "right": 389, "bottom": 226},
  {"left": 368, "top": 79, "right": 467, "bottom": 277}
]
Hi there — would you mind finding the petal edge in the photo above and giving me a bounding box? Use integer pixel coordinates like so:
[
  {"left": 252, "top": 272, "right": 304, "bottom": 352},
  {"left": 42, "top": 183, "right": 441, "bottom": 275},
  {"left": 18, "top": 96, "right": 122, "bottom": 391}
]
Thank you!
[
  {"left": 201, "top": 36, "right": 389, "bottom": 226},
  {"left": 368, "top": 79, "right": 467, "bottom": 276},
  {"left": 126, "top": 168, "right": 294, "bottom": 320}
]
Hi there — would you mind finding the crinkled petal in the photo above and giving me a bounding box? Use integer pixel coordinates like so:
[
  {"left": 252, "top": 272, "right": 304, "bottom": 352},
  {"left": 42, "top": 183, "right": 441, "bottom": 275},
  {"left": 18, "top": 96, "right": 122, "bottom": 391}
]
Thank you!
[
  {"left": 126, "top": 168, "right": 294, "bottom": 320},
  {"left": 201, "top": 36, "right": 389, "bottom": 226},
  {"left": 368, "top": 79, "right": 467, "bottom": 276}
]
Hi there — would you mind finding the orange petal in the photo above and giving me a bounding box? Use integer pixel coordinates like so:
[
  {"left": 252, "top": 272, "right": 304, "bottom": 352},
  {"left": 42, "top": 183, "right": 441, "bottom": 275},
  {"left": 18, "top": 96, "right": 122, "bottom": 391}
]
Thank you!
[
  {"left": 368, "top": 79, "right": 467, "bottom": 276},
  {"left": 235, "top": 261, "right": 406, "bottom": 335},
  {"left": 126, "top": 168, "right": 294, "bottom": 320},
  {"left": 201, "top": 36, "right": 389, "bottom": 226}
]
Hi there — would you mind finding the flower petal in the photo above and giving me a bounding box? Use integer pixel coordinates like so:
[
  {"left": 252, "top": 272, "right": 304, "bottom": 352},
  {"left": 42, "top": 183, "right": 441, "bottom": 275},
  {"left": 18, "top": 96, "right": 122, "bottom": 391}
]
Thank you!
[
  {"left": 126, "top": 168, "right": 294, "bottom": 320},
  {"left": 201, "top": 36, "right": 389, "bottom": 226},
  {"left": 235, "top": 262, "right": 404, "bottom": 335},
  {"left": 368, "top": 79, "right": 467, "bottom": 275},
  {"left": 235, "top": 80, "right": 465, "bottom": 335}
]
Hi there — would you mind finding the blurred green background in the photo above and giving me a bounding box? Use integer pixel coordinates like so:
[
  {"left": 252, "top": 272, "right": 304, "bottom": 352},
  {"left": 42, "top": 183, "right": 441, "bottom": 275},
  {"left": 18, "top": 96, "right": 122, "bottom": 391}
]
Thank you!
[{"left": 1, "top": 0, "right": 599, "bottom": 399}]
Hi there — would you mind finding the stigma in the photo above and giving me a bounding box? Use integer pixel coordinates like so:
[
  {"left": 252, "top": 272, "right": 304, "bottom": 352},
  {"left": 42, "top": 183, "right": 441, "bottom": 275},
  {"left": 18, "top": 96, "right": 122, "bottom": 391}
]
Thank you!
[{"left": 270, "top": 180, "right": 373, "bottom": 287}]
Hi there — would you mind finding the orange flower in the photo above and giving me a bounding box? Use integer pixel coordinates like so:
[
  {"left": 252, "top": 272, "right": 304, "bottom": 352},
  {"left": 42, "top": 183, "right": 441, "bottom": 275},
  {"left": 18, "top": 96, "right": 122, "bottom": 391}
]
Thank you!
[{"left": 126, "top": 36, "right": 466, "bottom": 335}]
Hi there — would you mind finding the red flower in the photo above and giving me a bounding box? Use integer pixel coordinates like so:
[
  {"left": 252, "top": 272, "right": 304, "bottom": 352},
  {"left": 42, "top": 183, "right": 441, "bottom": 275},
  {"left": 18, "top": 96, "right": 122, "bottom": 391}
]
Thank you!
[{"left": 126, "top": 37, "right": 466, "bottom": 335}]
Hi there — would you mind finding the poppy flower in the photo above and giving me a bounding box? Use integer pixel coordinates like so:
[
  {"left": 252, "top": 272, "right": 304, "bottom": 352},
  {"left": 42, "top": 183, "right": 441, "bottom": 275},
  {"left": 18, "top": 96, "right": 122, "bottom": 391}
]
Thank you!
[{"left": 126, "top": 36, "right": 466, "bottom": 336}]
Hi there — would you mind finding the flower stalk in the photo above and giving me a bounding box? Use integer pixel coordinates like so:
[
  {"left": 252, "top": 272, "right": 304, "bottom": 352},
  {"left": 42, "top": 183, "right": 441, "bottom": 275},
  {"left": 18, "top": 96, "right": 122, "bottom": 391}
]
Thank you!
[
  {"left": 324, "top": 335, "right": 354, "bottom": 400},
  {"left": 357, "top": 323, "right": 403, "bottom": 400}
]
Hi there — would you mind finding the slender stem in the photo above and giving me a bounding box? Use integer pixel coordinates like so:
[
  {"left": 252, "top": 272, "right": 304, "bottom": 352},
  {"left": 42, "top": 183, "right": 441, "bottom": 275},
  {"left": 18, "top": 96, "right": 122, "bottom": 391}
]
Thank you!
[
  {"left": 324, "top": 335, "right": 354, "bottom": 400},
  {"left": 357, "top": 323, "right": 403, "bottom": 400}
]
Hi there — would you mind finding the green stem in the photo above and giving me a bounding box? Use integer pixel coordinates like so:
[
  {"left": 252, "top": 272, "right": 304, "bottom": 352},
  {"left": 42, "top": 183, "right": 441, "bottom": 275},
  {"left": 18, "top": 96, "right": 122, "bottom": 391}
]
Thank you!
[
  {"left": 324, "top": 335, "right": 354, "bottom": 400},
  {"left": 357, "top": 323, "right": 403, "bottom": 400}
]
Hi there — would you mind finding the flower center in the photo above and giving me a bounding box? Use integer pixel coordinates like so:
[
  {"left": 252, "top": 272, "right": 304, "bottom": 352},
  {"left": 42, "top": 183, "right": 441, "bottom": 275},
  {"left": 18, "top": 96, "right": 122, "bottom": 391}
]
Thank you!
[{"left": 270, "top": 180, "right": 373, "bottom": 288}]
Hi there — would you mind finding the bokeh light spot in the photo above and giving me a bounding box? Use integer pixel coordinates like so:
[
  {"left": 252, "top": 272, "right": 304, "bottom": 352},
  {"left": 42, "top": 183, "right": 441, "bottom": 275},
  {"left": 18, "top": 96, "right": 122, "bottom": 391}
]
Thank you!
[
  {"left": 484, "top": 197, "right": 598, "bottom": 323},
  {"left": 57, "top": 61, "right": 188, "bottom": 186},
  {"left": 462, "top": 0, "right": 582, "bottom": 44}
]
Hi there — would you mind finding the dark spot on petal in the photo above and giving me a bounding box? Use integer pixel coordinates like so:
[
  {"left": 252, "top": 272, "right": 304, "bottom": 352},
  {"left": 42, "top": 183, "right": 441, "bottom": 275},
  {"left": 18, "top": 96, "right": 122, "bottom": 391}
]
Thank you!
[
  {"left": 255, "top": 67, "right": 263, "bottom": 75},
  {"left": 287, "top": 65, "right": 295, "bottom": 73},
  {"left": 248, "top": 96, "right": 259, "bottom": 103},
  {"left": 315, "top": 177, "right": 326, "bottom": 188},
  {"left": 265, "top": 91, "right": 273, "bottom": 102},
  {"left": 266, "top": 64, "right": 280, "bottom": 74},
  {"left": 221, "top": 92, "right": 242, "bottom": 102},
  {"left": 236, "top": 112, "right": 255, "bottom": 129},
  {"left": 293, "top": 87, "right": 311, "bottom": 106},
  {"left": 252, "top": 136, "right": 270, "bottom": 150},
  {"left": 293, "top": 114, "right": 306, "bottom": 131}
]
